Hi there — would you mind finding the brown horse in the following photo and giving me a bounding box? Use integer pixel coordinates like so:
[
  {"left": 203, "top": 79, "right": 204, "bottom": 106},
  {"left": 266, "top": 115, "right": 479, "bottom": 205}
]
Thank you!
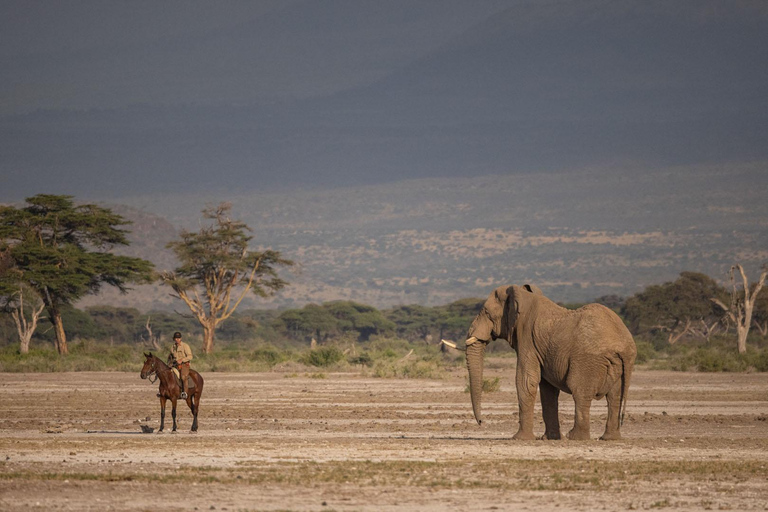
[{"left": 140, "top": 352, "right": 204, "bottom": 432}]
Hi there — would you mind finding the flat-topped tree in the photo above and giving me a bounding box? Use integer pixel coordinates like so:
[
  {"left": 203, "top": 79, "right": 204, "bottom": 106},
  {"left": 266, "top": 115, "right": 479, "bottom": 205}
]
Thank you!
[
  {"left": 161, "top": 203, "right": 293, "bottom": 354},
  {"left": 0, "top": 194, "right": 155, "bottom": 355}
]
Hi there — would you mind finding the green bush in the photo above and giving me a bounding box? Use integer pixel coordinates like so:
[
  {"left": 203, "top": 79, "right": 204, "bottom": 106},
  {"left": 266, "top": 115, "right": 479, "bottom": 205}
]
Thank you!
[
  {"left": 634, "top": 341, "right": 657, "bottom": 365},
  {"left": 249, "top": 345, "right": 286, "bottom": 367},
  {"left": 666, "top": 345, "right": 768, "bottom": 373},
  {"left": 302, "top": 346, "right": 345, "bottom": 367},
  {"left": 348, "top": 352, "right": 374, "bottom": 367}
]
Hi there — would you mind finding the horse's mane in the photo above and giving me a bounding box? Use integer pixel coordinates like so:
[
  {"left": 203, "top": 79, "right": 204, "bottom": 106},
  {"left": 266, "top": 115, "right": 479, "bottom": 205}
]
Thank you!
[{"left": 146, "top": 352, "right": 171, "bottom": 371}]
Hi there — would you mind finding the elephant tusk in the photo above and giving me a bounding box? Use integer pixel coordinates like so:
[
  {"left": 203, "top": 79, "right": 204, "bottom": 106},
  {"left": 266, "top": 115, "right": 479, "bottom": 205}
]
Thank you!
[{"left": 441, "top": 339, "right": 465, "bottom": 351}]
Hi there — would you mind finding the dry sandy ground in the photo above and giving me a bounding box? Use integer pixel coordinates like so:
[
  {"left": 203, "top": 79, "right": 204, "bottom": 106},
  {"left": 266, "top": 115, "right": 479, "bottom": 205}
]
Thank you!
[{"left": 1, "top": 364, "right": 767, "bottom": 511}]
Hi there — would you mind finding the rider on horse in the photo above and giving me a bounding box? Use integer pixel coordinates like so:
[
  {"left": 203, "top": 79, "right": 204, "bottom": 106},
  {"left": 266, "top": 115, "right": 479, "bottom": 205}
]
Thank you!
[{"left": 170, "top": 332, "right": 193, "bottom": 399}]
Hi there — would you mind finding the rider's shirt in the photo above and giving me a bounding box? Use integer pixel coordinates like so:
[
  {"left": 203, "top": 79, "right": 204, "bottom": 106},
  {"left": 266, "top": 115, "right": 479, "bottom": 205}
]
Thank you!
[{"left": 170, "top": 342, "right": 193, "bottom": 365}]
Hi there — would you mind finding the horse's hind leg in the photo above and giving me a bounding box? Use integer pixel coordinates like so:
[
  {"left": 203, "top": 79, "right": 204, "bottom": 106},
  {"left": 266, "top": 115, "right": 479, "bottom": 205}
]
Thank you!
[
  {"left": 187, "top": 393, "right": 198, "bottom": 432},
  {"left": 171, "top": 399, "right": 178, "bottom": 432}
]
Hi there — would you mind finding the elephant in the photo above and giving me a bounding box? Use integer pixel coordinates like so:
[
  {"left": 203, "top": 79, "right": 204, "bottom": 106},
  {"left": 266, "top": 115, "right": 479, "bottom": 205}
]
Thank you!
[{"left": 465, "top": 284, "right": 636, "bottom": 441}]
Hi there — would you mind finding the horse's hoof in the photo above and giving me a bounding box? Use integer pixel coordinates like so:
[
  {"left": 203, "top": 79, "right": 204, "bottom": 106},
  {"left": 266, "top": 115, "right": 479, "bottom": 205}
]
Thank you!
[{"left": 156, "top": 430, "right": 164, "bottom": 434}]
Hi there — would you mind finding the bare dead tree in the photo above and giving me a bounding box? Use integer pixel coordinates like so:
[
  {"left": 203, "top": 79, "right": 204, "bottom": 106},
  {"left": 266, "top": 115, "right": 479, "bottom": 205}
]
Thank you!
[
  {"left": 141, "top": 316, "right": 161, "bottom": 351},
  {"left": 8, "top": 286, "right": 46, "bottom": 354},
  {"left": 754, "top": 320, "right": 768, "bottom": 338},
  {"left": 693, "top": 318, "right": 723, "bottom": 343},
  {"left": 711, "top": 264, "right": 768, "bottom": 354}
]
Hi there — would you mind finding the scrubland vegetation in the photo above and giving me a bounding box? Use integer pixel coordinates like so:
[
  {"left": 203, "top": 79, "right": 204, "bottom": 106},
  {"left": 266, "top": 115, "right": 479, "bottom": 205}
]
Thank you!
[
  {"left": 1, "top": 280, "right": 768, "bottom": 374},
  {"left": 3, "top": 195, "right": 767, "bottom": 374}
]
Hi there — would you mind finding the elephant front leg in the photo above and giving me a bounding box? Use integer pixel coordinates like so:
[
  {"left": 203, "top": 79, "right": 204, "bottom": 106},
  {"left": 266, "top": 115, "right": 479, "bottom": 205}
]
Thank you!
[
  {"left": 567, "top": 396, "right": 592, "bottom": 440},
  {"left": 539, "top": 379, "right": 561, "bottom": 440},
  {"left": 512, "top": 361, "right": 539, "bottom": 440}
]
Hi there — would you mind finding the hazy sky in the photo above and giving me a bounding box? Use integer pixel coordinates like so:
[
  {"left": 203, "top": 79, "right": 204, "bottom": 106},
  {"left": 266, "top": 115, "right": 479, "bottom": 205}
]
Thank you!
[{"left": 2, "top": 0, "right": 767, "bottom": 200}]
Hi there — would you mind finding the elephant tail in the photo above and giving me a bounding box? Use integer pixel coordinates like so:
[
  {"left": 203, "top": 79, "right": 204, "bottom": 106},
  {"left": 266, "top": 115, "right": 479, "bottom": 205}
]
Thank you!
[{"left": 618, "top": 354, "right": 633, "bottom": 426}]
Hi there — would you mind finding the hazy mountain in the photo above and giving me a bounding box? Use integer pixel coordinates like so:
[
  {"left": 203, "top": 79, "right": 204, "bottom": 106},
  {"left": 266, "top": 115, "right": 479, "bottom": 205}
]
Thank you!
[
  {"left": 80, "top": 162, "right": 768, "bottom": 311},
  {"left": 2, "top": 1, "right": 767, "bottom": 198}
]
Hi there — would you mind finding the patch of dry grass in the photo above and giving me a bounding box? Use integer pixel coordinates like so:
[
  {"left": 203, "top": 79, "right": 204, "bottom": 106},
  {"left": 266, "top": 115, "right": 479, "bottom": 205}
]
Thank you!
[{"left": 3, "top": 459, "right": 765, "bottom": 492}]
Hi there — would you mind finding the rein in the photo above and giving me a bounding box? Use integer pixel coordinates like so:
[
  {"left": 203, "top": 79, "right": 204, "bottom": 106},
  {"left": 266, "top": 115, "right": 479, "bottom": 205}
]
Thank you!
[{"left": 144, "top": 357, "right": 171, "bottom": 385}]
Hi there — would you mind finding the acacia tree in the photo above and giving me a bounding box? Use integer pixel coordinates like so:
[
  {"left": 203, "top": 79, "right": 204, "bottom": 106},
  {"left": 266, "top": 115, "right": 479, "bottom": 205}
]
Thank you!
[
  {"left": 712, "top": 264, "right": 768, "bottom": 354},
  {"left": 0, "top": 194, "right": 155, "bottom": 355},
  {"left": 623, "top": 272, "right": 728, "bottom": 344},
  {"left": 161, "top": 203, "right": 293, "bottom": 353}
]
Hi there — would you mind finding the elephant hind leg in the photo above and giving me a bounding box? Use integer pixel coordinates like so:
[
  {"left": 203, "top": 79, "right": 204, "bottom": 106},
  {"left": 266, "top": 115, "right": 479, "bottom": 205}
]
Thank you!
[
  {"left": 567, "top": 396, "right": 591, "bottom": 441},
  {"left": 539, "top": 379, "right": 561, "bottom": 440},
  {"left": 599, "top": 378, "right": 623, "bottom": 441}
]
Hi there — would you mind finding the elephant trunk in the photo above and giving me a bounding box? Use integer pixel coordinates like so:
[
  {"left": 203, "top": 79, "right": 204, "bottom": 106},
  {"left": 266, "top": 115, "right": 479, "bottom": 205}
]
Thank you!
[{"left": 465, "top": 337, "right": 486, "bottom": 426}]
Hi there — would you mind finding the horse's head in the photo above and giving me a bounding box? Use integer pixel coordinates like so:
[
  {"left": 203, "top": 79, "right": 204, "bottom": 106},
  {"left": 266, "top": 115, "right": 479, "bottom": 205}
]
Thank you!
[{"left": 140, "top": 352, "right": 156, "bottom": 380}]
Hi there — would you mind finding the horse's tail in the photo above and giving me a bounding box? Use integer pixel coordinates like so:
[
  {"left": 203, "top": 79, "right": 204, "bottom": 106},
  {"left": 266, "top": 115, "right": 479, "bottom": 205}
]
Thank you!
[{"left": 192, "top": 370, "right": 204, "bottom": 395}]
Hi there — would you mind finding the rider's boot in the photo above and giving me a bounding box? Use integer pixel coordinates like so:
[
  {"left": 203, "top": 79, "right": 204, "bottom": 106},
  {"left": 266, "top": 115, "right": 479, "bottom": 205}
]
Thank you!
[{"left": 180, "top": 383, "right": 188, "bottom": 400}]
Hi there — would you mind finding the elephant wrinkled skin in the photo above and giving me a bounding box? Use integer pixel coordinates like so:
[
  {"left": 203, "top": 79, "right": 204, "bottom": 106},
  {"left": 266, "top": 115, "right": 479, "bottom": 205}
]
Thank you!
[{"left": 466, "top": 284, "right": 637, "bottom": 441}]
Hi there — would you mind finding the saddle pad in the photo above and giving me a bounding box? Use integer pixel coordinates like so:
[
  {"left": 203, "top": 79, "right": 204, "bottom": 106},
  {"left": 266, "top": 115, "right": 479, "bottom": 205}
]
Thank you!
[{"left": 171, "top": 368, "right": 194, "bottom": 390}]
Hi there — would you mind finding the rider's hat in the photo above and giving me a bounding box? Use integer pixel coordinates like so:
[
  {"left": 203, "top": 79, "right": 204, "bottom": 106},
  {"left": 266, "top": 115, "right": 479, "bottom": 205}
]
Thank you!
[{"left": 173, "top": 331, "right": 182, "bottom": 339}]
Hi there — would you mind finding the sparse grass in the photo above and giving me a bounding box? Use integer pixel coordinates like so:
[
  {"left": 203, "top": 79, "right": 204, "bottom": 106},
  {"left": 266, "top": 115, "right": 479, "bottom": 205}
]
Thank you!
[
  {"left": 372, "top": 359, "right": 444, "bottom": 379},
  {"left": 3, "top": 336, "right": 767, "bottom": 375},
  {"left": 3, "top": 459, "right": 765, "bottom": 491},
  {"left": 464, "top": 376, "right": 502, "bottom": 393}
]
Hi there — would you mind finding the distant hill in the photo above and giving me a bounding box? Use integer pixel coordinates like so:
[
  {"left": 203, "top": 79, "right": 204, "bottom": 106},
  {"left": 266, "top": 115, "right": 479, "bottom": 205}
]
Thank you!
[
  {"left": 79, "top": 162, "right": 768, "bottom": 311},
  {"left": 3, "top": 1, "right": 767, "bottom": 198}
]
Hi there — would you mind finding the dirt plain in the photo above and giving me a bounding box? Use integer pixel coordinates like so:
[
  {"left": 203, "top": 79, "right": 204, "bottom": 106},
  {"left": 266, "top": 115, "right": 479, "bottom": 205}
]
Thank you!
[{"left": 1, "top": 362, "right": 767, "bottom": 511}]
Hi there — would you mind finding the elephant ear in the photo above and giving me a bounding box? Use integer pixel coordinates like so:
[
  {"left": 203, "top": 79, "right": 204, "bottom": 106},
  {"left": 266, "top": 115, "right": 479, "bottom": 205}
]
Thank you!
[
  {"left": 508, "top": 284, "right": 543, "bottom": 335},
  {"left": 523, "top": 284, "right": 543, "bottom": 295},
  {"left": 506, "top": 286, "right": 521, "bottom": 336},
  {"left": 467, "top": 285, "right": 510, "bottom": 342}
]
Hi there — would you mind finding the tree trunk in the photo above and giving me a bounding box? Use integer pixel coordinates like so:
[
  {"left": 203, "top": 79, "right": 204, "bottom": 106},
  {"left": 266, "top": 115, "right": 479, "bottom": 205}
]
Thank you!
[
  {"left": 9, "top": 287, "right": 45, "bottom": 354},
  {"left": 202, "top": 322, "right": 215, "bottom": 354},
  {"left": 736, "top": 323, "right": 749, "bottom": 354},
  {"left": 11, "top": 310, "right": 32, "bottom": 354},
  {"left": 49, "top": 307, "right": 68, "bottom": 355}
]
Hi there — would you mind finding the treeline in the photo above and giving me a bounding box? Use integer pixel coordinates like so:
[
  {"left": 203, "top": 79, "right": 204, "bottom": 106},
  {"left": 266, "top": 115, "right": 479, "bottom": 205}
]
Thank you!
[
  {"left": 0, "top": 298, "right": 486, "bottom": 352},
  {"left": 2, "top": 270, "right": 767, "bottom": 354}
]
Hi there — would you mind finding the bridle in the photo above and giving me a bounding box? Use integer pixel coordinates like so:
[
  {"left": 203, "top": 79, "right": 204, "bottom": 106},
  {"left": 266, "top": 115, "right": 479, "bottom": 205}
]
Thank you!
[{"left": 143, "top": 357, "right": 162, "bottom": 384}]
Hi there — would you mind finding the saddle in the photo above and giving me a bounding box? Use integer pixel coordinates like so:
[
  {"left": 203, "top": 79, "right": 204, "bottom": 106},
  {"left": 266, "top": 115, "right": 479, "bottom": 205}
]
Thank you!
[{"left": 171, "top": 368, "right": 196, "bottom": 393}]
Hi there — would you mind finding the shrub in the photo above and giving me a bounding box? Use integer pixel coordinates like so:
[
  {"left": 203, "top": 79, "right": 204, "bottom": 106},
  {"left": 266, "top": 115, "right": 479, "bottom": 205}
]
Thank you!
[
  {"left": 634, "top": 341, "right": 657, "bottom": 365},
  {"left": 348, "top": 352, "right": 374, "bottom": 367},
  {"left": 302, "top": 346, "right": 345, "bottom": 367},
  {"left": 464, "top": 376, "right": 501, "bottom": 393},
  {"left": 249, "top": 345, "right": 286, "bottom": 367}
]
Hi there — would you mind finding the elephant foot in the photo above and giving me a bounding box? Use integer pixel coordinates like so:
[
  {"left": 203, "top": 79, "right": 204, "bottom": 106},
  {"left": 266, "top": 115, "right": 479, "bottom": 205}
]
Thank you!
[
  {"left": 599, "top": 431, "right": 622, "bottom": 441},
  {"left": 540, "top": 431, "right": 562, "bottom": 440},
  {"left": 512, "top": 430, "right": 536, "bottom": 441},
  {"left": 566, "top": 428, "right": 591, "bottom": 441}
]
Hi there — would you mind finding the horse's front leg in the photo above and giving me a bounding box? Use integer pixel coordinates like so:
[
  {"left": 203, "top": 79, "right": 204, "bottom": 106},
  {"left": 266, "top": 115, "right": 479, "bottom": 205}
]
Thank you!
[
  {"left": 171, "top": 398, "right": 178, "bottom": 432},
  {"left": 158, "top": 397, "right": 167, "bottom": 433}
]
